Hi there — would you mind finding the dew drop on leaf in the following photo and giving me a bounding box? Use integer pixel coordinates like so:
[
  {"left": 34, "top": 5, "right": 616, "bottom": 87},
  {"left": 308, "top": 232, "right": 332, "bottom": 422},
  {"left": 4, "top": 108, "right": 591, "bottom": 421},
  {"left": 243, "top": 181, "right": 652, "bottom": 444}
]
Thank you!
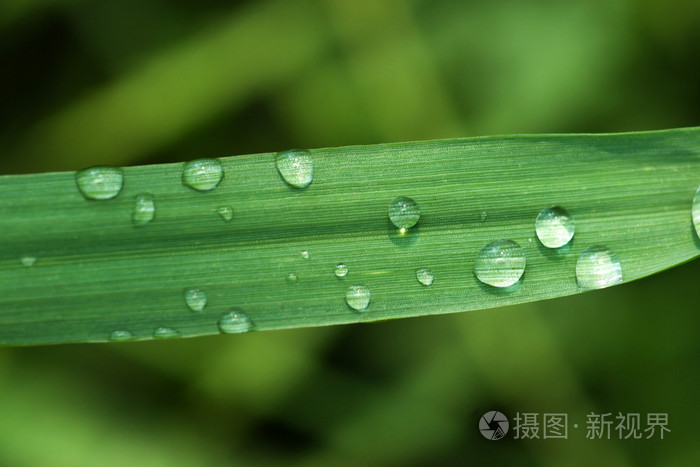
[
  {"left": 153, "top": 327, "right": 180, "bottom": 339},
  {"left": 132, "top": 194, "right": 155, "bottom": 226},
  {"left": 182, "top": 159, "right": 223, "bottom": 192},
  {"left": 388, "top": 196, "right": 420, "bottom": 231},
  {"left": 276, "top": 149, "right": 314, "bottom": 188},
  {"left": 218, "top": 309, "right": 253, "bottom": 334},
  {"left": 535, "top": 206, "right": 575, "bottom": 248},
  {"left": 184, "top": 288, "right": 207, "bottom": 312},
  {"left": 75, "top": 166, "right": 124, "bottom": 200},
  {"left": 345, "top": 285, "right": 371, "bottom": 311},
  {"left": 474, "top": 239, "right": 526, "bottom": 288},
  {"left": 576, "top": 245, "right": 622, "bottom": 289},
  {"left": 335, "top": 263, "right": 348, "bottom": 278},
  {"left": 110, "top": 330, "right": 133, "bottom": 342},
  {"left": 217, "top": 205, "right": 234, "bottom": 222},
  {"left": 416, "top": 268, "right": 434, "bottom": 286}
]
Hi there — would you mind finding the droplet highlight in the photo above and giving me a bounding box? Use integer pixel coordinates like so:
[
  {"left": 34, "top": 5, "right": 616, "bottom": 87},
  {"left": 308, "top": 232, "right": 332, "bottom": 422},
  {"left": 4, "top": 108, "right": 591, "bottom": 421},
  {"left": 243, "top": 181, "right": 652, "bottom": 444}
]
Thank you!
[
  {"left": 416, "top": 268, "right": 434, "bottom": 286},
  {"left": 20, "top": 256, "right": 36, "bottom": 267},
  {"left": 217, "top": 205, "right": 234, "bottom": 222},
  {"left": 218, "top": 309, "right": 253, "bottom": 333},
  {"left": 388, "top": 196, "right": 420, "bottom": 231},
  {"left": 535, "top": 206, "right": 575, "bottom": 248},
  {"left": 75, "top": 166, "right": 124, "bottom": 200},
  {"left": 335, "top": 263, "right": 348, "bottom": 278},
  {"left": 109, "top": 330, "right": 133, "bottom": 342},
  {"left": 153, "top": 327, "right": 180, "bottom": 339},
  {"left": 345, "top": 285, "right": 370, "bottom": 311},
  {"left": 576, "top": 246, "right": 622, "bottom": 289},
  {"left": 184, "top": 288, "right": 207, "bottom": 312},
  {"left": 474, "top": 239, "right": 526, "bottom": 288},
  {"left": 693, "top": 185, "right": 700, "bottom": 238},
  {"left": 132, "top": 194, "right": 155, "bottom": 226},
  {"left": 276, "top": 149, "right": 314, "bottom": 188},
  {"left": 182, "top": 159, "right": 223, "bottom": 192}
]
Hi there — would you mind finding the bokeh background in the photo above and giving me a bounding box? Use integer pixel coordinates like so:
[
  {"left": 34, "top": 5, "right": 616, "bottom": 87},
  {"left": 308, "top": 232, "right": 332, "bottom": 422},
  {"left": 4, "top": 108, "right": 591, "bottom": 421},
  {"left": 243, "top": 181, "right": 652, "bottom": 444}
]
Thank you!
[{"left": 1, "top": 0, "right": 699, "bottom": 465}]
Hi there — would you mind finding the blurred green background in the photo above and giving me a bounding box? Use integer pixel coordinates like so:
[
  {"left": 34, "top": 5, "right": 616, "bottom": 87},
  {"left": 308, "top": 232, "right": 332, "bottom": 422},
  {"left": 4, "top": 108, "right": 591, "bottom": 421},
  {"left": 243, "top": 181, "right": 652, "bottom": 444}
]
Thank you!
[{"left": 1, "top": 0, "right": 699, "bottom": 465}]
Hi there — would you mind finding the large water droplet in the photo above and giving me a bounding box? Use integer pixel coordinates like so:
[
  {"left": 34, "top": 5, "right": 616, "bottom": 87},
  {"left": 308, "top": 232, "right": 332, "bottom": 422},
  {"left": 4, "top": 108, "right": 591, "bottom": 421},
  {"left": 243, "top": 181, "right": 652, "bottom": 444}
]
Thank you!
[
  {"left": 153, "top": 327, "right": 180, "bottom": 339},
  {"left": 474, "top": 239, "right": 526, "bottom": 287},
  {"left": 693, "top": 185, "right": 700, "bottom": 238},
  {"left": 416, "top": 268, "right": 434, "bottom": 286},
  {"left": 576, "top": 246, "right": 622, "bottom": 289},
  {"left": 184, "top": 288, "right": 207, "bottom": 312},
  {"left": 217, "top": 205, "right": 234, "bottom": 222},
  {"left": 109, "top": 330, "right": 133, "bottom": 342},
  {"left": 75, "top": 166, "right": 124, "bottom": 200},
  {"left": 335, "top": 263, "right": 348, "bottom": 278},
  {"left": 20, "top": 256, "right": 36, "bottom": 267},
  {"left": 345, "top": 285, "right": 370, "bottom": 311},
  {"left": 132, "top": 194, "right": 155, "bottom": 226},
  {"left": 218, "top": 309, "right": 253, "bottom": 333},
  {"left": 536, "top": 206, "right": 575, "bottom": 248},
  {"left": 388, "top": 196, "right": 420, "bottom": 231},
  {"left": 182, "top": 159, "right": 223, "bottom": 192},
  {"left": 276, "top": 149, "right": 314, "bottom": 188}
]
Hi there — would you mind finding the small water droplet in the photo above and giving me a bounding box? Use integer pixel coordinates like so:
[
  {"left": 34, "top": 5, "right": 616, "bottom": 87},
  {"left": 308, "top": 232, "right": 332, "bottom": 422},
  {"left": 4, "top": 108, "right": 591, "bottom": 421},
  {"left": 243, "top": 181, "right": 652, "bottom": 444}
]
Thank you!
[
  {"left": 20, "top": 256, "right": 36, "bottom": 267},
  {"left": 218, "top": 309, "right": 253, "bottom": 333},
  {"left": 182, "top": 159, "right": 223, "bottom": 192},
  {"left": 109, "top": 330, "right": 133, "bottom": 342},
  {"left": 301, "top": 250, "right": 310, "bottom": 259},
  {"left": 536, "top": 206, "right": 575, "bottom": 248},
  {"left": 75, "top": 166, "right": 124, "bottom": 200},
  {"left": 345, "top": 285, "right": 370, "bottom": 311},
  {"left": 416, "top": 268, "right": 434, "bottom": 286},
  {"left": 153, "top": 327, "right": 180, "bottom": 339},
  {"left": 276, "top": 149, "right": 314, "bottom": 188},
  {"left": 217, "top": 205, "right": 234, "bottom": 222},
  {"left": 286, "top": 272, "right": 298, "bottom": 283},
  {"left": 184, "top": 288, "right": 207, "bottom": 312},
  {"left": 480, "top": 211, "right": 487, "bottom": 222},
  {"left": 474, "top": 239, "right": 526, "bottom": 288},
  {"left": 388, "top": 196, "right": 420, "bottom": 231},
  {"left": 132, "top": 194, "right": 155, "bottom": 226},
  {"left": 335, "top": 263, "right": 348, "bottom": 277},
  {"left": 576, "top": 246, "right": 622, "bottom": 289},
  {"left": 693, "top": 185, "right": 700, "bottom": 238}
]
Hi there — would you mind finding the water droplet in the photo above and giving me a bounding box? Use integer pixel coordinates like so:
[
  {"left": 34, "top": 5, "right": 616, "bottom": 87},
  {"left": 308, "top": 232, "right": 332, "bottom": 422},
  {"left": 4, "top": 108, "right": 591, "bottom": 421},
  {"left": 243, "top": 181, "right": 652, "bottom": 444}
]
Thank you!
[
  {"left": 286, "top": 272, "right": 298, "bottom": 283},
  {"left": 335, "top": 263, "right": 348, "bottom": 277},
  {"left": 182, "top": 159, "right": 223, "bottom": 192},
  {"left": 416, "top": 268, "right": 434, "bottom": 286},
  {"left": 153, "top": 327, "right": 180, "bottom": 339},
  {"left": 20, "top": 256, "right": 36, "bottom": 267},
  {"left": 535, "top": 206, "right": 575, "bottom": 248},
  {"left": 75, "top": 166, "right": 124, "bottom": 200},
  {"left": 474, "top": 239, "right": 526, "bottom": 288},
  {"left": 693, "top": 185, "right": 700, "bottom": 238},
  {"left": 275, "top": 149, "right": 314, "bottom": 188},
  {"left": 218, "top": 309, "right": 253, "bottom": 333},
  {"left": 109, "top": 330, "right": 133, "bottom": 342},
  {"left": 480, "top": 211, "right": 487, "bottom": 222},
  {"left": 184, "top": 288, "right": 207, "bottom": 312},
  {"left": 217, "top": 205, "right": 234, "bottom": 222},
  {"left": 388, "top": 196, "right": 420, "bottom": 231},
  {"left": 132, "top": 194, "right": 155, "bottom": 226},
  {"left": 576, "top": 246, "right": 622, "bottom": 289},
  {"left": 345, "top": 285, "right": 370, "bottom": 311},
  {"left": 301, "top": 250, "right": 310, "bottom": 259}
]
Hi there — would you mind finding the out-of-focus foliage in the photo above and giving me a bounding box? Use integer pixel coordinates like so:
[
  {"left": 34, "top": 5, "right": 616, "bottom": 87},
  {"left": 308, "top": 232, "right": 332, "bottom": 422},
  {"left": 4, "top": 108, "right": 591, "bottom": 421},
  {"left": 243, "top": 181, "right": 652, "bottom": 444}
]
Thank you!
[{"left": 0, "top": 0, "right": 698, "bottom": 465}]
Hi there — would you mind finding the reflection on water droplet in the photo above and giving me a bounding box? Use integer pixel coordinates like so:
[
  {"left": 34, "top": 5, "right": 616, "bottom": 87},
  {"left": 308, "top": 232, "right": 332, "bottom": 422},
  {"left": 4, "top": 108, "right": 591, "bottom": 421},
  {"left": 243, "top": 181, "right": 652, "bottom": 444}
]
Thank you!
[
  {"left": 185, "top": 288, "right": 207, "bottom": 312},
  {"left": 335, "top": 263, "right": 348, "bottom": 277},
  {"left": 218, "top": 309, "right": 253, "bottom": 333},
  {"left": 217, "top": 205, "right": 234, "bottom": 222},
  {"left": 20, "top": 256, "right": 36, "bottom": 267},
  {"left": 474, "top": 239, "right": 526, "bottom": 288},
  {"left": 276, "top": 149, "right": 314, "bottom": 188},
  {"left": 153, "top": 327, "right": 180, "bottom": 339},
  {"left": 388, "top": 197, "right": 420, "bottom": 231},
  {"left": 301, "top": 250, "right": 310, "bottom": 259},
  {"left": 416, "top": 268, "right": 434, "bottom": 286},
  {"left": 75, "top": 166, "right": 124, "bottom": 200},
  {"left": 345, "top": 285, "right": 370, "bottom": 311},
  {"left": 693, "top": 185, "right": 700, "bottom": 238},
  {"left": 132, "top": 194, "right": 155, "bottom": 226},
  {"left": 109, "top": 330, "right": 133, "bottom": 342},
  {"left": 182, "top": 159, "right": 223, "bottom": 192},
  {"left": 287, "top": 272, "right": 298, "bottom": 283},
  {"left": 535, "top": 206, "right": 575, "bottom": 248},
  {"left": 576, "top": 246, "right": 622, "bottom": 289}
]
